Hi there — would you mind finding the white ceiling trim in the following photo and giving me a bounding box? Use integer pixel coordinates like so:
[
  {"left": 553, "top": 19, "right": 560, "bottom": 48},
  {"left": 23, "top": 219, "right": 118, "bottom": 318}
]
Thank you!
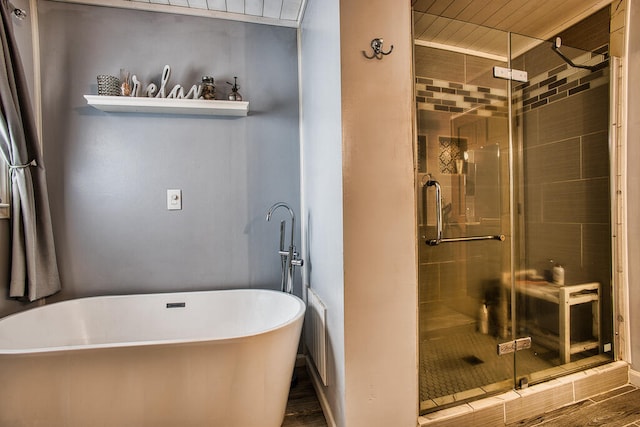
[{"left": 52, "top": 0, "right": 306, "bottom": 28}]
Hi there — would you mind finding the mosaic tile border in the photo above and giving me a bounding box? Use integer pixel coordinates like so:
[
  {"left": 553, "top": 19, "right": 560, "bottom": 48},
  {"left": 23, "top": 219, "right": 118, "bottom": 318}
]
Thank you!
[
  {"left": 515, "top": 45, "right": 609, "bottom": 114},
  {"left": 415, "top": 78, "right": 508, "bottom": 118},
  {"left": 416, "top": 45, "right": 609, "bottom": 118}
]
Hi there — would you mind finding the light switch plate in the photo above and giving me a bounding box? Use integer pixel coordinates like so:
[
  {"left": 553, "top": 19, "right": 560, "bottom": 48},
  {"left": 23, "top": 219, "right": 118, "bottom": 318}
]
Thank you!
[{"left": 167, "top": 189, "right": 182, "bottom": 210}]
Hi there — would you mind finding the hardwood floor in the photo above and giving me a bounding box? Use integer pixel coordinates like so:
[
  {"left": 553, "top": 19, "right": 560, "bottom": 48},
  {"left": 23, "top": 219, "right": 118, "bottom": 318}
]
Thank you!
[
  {"left": 282, "top": 365, "right": 639, "bottom": 426},
  {"left": 282, "top": 366, "right": 328, "bottom": 427},
  {"left": 506, "top": 385, "right": 640, "bottom": 427}
]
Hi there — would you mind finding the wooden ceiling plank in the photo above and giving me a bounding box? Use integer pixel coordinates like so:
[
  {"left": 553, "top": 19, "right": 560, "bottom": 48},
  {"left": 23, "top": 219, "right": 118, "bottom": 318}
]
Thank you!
[
  {"left": 516, "top": 2, "right": 572, "bottom": 35},
  {"left": 455, "top": 0, "right": 505, "bottom": 23},
  {"left": 425, "top": 0, "right": 456, "bottom": 16},
  {"left": 188, "top": 0, "right": 207, "bottom": 8},
  {"left": 439, "top": 0, "right": 475, "bottom": 20},
  {"left": 413, "top": 12, "right": 439, "bottom": 40},
  {"left": 515, "top": 0, "right": 595, "bottom": 36},
  {"left": 435, "top": 18, "right": 475, "bottom": 45},
  {"left": 226, "top": 0, "right": 244, "bottom": 13},
  {"left": 491, "top": 0, "right": 541, "bottom": 34},
  {"left": 519, "top": 0, "right": 612, "bottom": 39},
  {"left": 412, "top": 0, "right": 437, "bottom": 13},
  {"left": 423, "top": 15, "right": 457, "bottom": 41},
  {"left": 466, "top": 27, "right": 508, "bottom": 57},
  {"left": 245, "top": 0, "right": 263, "bottom": 16},
  {"left": 449, "top": 19, "right": 482, "bottom": 47},
  {"left": 280, "top": 0, "right": 301, "bottom": 20},
  {"left": 206, "top": 0, "right": 226, "bottom": 11},
  {"left": 455, "top": 25, "right": 494, "bottom": 47},
  {"left": 262, "top": 0, "right": 282, "bottom": 18},
  {"left": 482, "top": 0, "right": 531, "bottom": 30},
  {"left": 414, "top": 0, "right": 613, "bottom": 55},
  {"left": 471, "top": 1, "right": 509, "bottom": 27}
]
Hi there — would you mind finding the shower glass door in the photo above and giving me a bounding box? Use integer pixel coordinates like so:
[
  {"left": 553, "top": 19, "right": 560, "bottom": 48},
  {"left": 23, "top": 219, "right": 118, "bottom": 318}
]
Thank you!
[
  {"left": 416, "top": 12, "right": 614, "bottom": 414},
  {"left": 416, "top": 18, "right": 515, "bottom": 411},
  {"left": 510, "top": 32, "right": 614, "bottom": 388}
]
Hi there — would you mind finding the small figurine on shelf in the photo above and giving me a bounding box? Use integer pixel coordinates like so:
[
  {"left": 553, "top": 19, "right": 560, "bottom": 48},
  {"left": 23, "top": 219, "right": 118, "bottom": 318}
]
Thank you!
[
  {"left": 201, "top": 76, "right": 216, "bottom": 100},
  {"left": 120, "top": 69, "right": 132, "bottom": 96},
  {"left": 227, "top": 77, "right": 242, "bottom": 101}
]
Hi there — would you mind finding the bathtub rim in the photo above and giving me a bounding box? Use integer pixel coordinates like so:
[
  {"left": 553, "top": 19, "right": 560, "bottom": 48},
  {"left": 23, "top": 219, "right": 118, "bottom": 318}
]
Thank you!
[{"left": 0, "top": 288, "right": 306, "bottom": 356}]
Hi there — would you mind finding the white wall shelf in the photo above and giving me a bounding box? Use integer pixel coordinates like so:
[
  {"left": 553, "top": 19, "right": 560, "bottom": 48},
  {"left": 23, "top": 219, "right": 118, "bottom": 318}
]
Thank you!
[{"left": 84, "top": 95, "right": 249, "bottom": 116}]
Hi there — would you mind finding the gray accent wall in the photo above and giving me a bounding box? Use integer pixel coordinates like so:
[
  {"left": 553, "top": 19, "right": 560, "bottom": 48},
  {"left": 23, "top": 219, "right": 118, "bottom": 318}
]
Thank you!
[
  {"left": 35, "top": 1, "right": 300, "bottom": 301},
  {"left": 300, "top": 0, "right": 345, "bottom": 425}
]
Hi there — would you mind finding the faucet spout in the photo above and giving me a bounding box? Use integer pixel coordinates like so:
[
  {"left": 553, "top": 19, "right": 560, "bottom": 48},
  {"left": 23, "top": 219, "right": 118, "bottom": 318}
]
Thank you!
[
  {"left": 266, "top": 202, "right": 295, "bottom": 249},
  {"left": 266, "top": 202, "right": 302, "bottom": 294}
]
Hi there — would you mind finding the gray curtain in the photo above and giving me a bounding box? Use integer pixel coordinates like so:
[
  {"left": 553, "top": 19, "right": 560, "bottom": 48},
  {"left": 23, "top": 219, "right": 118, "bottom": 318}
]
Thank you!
[{"left": 0, "top": 0, "right": 60, "bottom": 301}]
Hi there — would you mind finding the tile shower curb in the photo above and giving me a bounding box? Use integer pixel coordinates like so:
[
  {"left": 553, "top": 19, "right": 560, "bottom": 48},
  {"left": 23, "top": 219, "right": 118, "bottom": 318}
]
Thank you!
[{"left": 417, "top": 361, "right": 629, "bottom": 426}]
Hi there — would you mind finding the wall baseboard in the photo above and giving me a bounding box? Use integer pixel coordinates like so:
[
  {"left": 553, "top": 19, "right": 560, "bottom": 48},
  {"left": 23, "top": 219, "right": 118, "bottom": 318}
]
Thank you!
[{"left": 305, "top": 355, "right": 337, "bottom": 427}]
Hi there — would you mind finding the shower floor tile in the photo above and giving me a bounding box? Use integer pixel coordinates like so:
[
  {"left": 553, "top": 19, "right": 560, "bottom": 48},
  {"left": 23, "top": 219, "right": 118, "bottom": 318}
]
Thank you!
[{"left": 420, "top": 331, "right": 555, "bottom": 403}]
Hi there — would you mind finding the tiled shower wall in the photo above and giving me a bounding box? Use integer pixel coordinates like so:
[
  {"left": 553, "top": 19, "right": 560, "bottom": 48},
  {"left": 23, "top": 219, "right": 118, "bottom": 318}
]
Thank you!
[
  {"left": 512, "top": 6, "right": 612, "bottom": 342},
  {"left": 515, "top": 50, "right": 611, "bottom": 286}
]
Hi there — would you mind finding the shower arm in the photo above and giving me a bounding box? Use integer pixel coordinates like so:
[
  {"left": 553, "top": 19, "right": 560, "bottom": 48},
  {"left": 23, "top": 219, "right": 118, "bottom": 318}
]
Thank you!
[
  {"left": 551, "top": 37, "right": 599, "bottom": 72},
  {"left": 423, "top": 177, "right": 505, "bottom": 246}
]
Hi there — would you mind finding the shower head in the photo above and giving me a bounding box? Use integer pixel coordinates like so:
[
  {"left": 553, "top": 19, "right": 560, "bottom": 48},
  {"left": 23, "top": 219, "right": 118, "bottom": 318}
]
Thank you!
[{"left": 553, "top": 37, "right": 562, "bottom": 49}]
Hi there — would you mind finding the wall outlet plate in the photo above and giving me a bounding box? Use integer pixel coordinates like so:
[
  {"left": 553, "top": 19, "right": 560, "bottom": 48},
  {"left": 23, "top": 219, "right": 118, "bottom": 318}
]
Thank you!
[{"left": 167, "top": 189, "right": 182, "bottom": 210}]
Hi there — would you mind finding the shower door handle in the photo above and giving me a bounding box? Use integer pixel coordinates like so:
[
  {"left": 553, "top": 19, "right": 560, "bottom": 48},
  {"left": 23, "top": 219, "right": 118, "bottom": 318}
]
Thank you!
[
  {"left": 425, "top": 178, "right": 443, "bottom": 246},
  {"left": 424, "top": 177, "right": 505, "bottom": 246}
]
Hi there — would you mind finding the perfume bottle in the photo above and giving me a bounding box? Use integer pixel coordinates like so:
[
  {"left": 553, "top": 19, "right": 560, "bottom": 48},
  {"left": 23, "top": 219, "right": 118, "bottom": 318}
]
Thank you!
[{"left": 227, "top": 76, "right": 242, "bottom": 101}]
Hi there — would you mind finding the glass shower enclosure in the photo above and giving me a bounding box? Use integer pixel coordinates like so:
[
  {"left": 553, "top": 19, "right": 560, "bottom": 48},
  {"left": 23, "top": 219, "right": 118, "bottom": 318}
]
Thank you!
[{"left": 415, "top": 12, "right": 614, "bottom": 414}]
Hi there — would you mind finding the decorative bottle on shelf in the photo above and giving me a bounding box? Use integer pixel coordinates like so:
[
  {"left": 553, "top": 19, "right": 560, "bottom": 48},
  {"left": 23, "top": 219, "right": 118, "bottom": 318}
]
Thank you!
[
  {"left": 227, "top": 76, "right": 242, "bottom": 101},
  {"left": 544, "top": 259, "right": 554, "bottom": 282},
  {"left": 553, "top": 263, "right": 565, "bottom": 285},
  {"left": 478, "top": 302, "right": 489, "bottom": 334},
  {"left": 201, "top": 76, "right": 216, "bottom": 100},
  {"left": 120, "top": 69, "right": 131, "bottom": 96}
]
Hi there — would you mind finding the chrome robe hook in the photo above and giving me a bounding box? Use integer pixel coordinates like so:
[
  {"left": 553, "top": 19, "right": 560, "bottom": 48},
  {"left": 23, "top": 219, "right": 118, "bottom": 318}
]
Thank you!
[
  {"left": 362, "top": 38, "right": 393, "bottom": 60},
  {"left": 11, "top": 7, "right": 27, "bottom": 21}
]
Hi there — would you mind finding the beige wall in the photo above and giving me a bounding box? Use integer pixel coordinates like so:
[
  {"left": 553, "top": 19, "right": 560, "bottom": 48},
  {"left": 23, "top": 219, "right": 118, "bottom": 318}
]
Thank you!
[
  {"left": 340, "top": 1, "right": 418, "bottom": 426},
  {"left": 625, "top": 0, "right": 640, "bottom": 372}
]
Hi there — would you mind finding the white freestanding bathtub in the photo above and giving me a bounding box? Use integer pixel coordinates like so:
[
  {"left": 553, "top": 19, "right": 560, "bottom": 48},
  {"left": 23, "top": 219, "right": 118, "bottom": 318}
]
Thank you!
[{"left": 0, "top": 288, "right": 305, "bottom": 427}]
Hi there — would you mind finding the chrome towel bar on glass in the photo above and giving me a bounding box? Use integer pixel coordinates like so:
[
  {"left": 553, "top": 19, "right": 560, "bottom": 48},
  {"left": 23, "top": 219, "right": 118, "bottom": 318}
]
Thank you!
[{"left": 424, "top": 177, "right": 505, "bottom": 246}]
